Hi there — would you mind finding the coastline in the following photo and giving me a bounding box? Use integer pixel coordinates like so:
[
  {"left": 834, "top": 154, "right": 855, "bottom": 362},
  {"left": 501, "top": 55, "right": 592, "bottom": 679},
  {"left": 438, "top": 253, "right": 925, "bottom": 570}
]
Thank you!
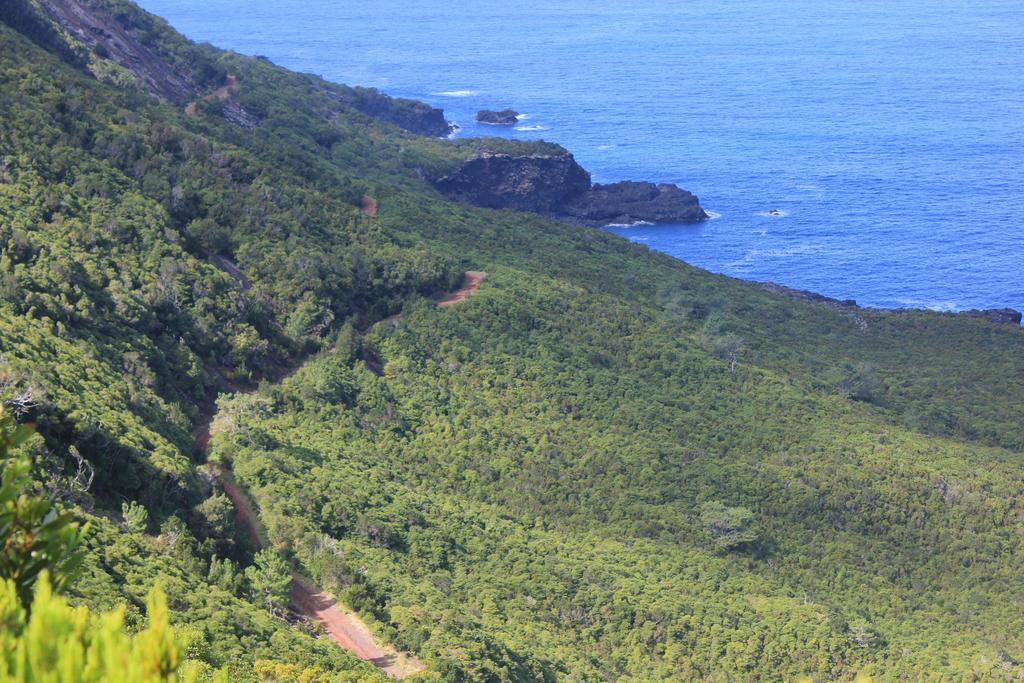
[
  {"left": 135, "top": 0, "right": 1024, "bottom": 321},
  {"left": 755, "top": 281, "right": 1023, "bottom": 326}
]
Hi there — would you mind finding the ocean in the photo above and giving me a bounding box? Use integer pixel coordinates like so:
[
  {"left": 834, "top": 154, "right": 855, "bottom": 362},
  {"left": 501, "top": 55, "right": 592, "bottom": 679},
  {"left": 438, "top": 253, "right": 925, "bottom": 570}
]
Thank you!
[{"left": 138, "top": 0, "right": 1024, "bottom": 313}]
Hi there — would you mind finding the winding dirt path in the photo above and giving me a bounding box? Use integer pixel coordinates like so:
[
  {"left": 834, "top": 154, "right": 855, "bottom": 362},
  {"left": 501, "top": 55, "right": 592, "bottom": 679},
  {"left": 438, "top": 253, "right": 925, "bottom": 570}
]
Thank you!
[
  {"left": 203, "top": 453, "right": 424, "bottom": 677},
  {"left": 291, "top": 578, "right": 424, "bottom": 678},
  {"left": 361, "top": 195, "right": 378, "bottom": 217},
  {"left": 193, "top": 270, "right": 486, "bottom": 677},
  {"left": 217, "top": 473, "right": 263, "bottom": 547},
  {"left": 438, "top": 271, "right": 486, "bottom": 307}
]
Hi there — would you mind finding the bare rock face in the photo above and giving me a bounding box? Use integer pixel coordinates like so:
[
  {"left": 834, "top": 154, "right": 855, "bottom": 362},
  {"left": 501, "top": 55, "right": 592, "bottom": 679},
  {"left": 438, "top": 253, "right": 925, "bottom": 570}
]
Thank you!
[
  {"left": 434, "top": 152, "right": 592, "bottom": 213},
  {"left": 34, "top": 0, "right": 196, "bottom": 102},
  {"left": 476, "top": 109, "right": 520, "bottom": 125},
  {"left": 433, "top": 152, "right": 707, "bottom": 225},
  {"left": 559, "top": 181, "right": 707, "bottom": 226}
]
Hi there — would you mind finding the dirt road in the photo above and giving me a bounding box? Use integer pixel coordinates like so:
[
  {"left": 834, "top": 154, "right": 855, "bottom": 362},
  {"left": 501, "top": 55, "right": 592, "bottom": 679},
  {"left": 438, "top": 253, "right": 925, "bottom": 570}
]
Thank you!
[
  {"left": 217, "top": 474, "right": 263, "bottom": 547},
  {"left": 438, "top": 271, "right": 487, "bottom": 307},
  {"left": 193, "top": 269, "right": 486, "bottom": 677},
  {"left": 291, "top": 578, "right": 425, "bottom": 678}
]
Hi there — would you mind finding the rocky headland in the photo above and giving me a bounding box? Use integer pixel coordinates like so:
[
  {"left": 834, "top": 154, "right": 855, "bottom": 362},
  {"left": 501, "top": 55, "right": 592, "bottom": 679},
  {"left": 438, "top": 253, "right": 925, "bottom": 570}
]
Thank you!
[
  {"left": 560, "top": 180, "right": 706, "bottom": 226},
  {"left": 962, "top": 308, "right": 1023, "bottom": 325},
  {"left": 759, "top": 282, "right": 1023, "bottom": 326},
  {"left": 327, "top": 86, "right": 453, "bottom": 137},
  {"left": 433, "top": 151, "right": 707, "bottom": 225}
]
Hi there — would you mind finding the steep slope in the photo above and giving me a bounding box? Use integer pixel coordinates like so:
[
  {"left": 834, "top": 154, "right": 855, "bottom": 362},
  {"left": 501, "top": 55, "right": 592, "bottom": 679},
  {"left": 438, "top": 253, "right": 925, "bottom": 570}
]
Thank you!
[{"left": 1, "top": 1, "right": 1023, "bottom": 681}]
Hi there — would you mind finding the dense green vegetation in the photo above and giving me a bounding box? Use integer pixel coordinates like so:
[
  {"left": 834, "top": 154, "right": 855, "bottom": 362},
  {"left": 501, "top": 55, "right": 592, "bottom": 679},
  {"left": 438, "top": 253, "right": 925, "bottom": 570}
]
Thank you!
[{"left": 2, "top": 0, "right": 1024, "bottom": 680}]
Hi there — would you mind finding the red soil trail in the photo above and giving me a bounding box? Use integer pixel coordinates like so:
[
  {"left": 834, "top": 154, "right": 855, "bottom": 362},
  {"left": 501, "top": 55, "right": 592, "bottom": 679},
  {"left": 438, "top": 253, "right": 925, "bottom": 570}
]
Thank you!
[
  {"left": 365, "top": 270, "right": 488, "bottom": 334},
  {"left": 361, "top": 195, "right": 378, "bottom": 217},
  {"left": 186, "top": 268, "right": 487, "bottom": 677},
  {"left": 438, "top": 271, "right": 487, "bottom": 307},
  {"left": 195, "top": 401, "right": 424, "bottom": 677},
  {"left": 291, "top": 578, "right": 425, "bottom": 679},
  {"left": 218, "top": 475, "right": 263, "bottom": 547},
  {"left": 185, "top": 73, "right": 239, "bottom": 116}
]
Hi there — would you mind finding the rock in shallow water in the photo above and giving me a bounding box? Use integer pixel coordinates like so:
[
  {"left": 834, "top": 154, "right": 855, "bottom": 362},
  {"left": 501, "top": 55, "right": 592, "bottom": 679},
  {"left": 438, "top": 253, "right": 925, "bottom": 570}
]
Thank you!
[{"left": 476, "top": 108, "right": 520, "bottom": 125}]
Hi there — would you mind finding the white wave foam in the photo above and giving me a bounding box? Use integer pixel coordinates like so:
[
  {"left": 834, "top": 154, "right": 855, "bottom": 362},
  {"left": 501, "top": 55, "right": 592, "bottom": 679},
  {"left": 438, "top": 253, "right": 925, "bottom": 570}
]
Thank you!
[
  {"left": 757, "top": 209, "right": 790, "bottom": 218},
  {"left": 727, "top": 244, "right": 820, "bottom": 268},
  {"left": 516, "top": 113, "right": 530, "bottom": 121},
  {"left": 704, "top": 210, "right": 722, "bottom": 220},
  {"left": 515, "top": 124, "right": 548, "bottom": 131},
  {"left": 435, "top": 90, "right": 479, "bottom": 97},
  {"left": 445, "top": 122, "right": 462, "bottom": 139},
  {"left": 596, "top": 144, "right": 615, "bottom": 150},
  {"left": 895, "top": 298, "right": 959, "bottom": 312},
  {"left": 604, "top": 220, "right": 653, "bottom": 228}
]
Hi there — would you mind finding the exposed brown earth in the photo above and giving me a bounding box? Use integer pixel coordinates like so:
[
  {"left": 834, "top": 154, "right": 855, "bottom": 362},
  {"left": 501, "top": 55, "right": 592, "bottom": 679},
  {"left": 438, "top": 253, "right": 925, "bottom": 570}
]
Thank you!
[
  {"left": 291, "top": 578, "right": 426, "bottom": 679},
  {"left": 185, "top": 73, "right": 238, "bottom": 116},
  {"left": 217, "top": 473, "right": 263, "bottom": 547},
  {"left": 194, "top": 352, "right": 428, "bottom": 677},
  {"left": 187, "top": 268, "right": 486, "bottom": 677},
  {"left": 361, "top": 195, "right": 378, "bottom": 217},
  {"left": 438, "top": 271, "right": 487, "bottom": 307}
]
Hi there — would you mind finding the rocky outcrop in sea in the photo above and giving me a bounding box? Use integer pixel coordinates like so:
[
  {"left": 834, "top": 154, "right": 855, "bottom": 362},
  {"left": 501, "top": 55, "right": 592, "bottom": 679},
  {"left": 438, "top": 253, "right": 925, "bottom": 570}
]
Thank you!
[
  {"left": 321, "top": 85, "right": 453, "bottom": 137},
  {"left": 476, "top": 109, "right": 520, "bottom": 125},
  {"left": 433, "top": 152, "right": 592, "bottom": 213}
]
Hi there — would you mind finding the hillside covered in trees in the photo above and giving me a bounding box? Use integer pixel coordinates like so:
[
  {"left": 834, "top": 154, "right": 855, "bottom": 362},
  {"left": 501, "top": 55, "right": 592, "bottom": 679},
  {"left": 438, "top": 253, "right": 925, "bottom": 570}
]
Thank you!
[{"left": 2, "top": 0, "right": 1024, "bottom": 680}]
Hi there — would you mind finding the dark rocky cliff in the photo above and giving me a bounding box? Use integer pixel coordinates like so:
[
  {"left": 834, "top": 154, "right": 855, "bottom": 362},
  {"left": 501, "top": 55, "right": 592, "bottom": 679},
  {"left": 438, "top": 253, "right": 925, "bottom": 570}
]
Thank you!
[
  {"left": 962, "top": 308, "right": 1023, "bottom": 325},
  {"left": 433, "top": 151, "right": 707, "bottom": 225},
  {"left": 323, "top": 85, "right": 453, "bottom": 137},
  {"left": 761, "top": 282, "right": 1023, "bottom": 327},
  {"left": 434, "top": 152, "right": 592, "bottom": 213},
  {"left": 560, "top": 180, "right": 706, "bottom": 226}
]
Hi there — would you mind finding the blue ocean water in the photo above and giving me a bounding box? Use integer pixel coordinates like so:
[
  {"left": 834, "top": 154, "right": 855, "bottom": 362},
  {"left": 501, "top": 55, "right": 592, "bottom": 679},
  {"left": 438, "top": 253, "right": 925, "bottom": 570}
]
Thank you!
[{"left": 140, "top": 0, "right": 1024, "bottom": 313}]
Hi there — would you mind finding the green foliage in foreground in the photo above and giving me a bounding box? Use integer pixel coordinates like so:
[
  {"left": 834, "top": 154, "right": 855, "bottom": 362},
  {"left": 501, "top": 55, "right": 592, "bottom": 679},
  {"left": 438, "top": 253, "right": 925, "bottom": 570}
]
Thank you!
[
  {"left": 0, "top": 573, "right": 226, "bottom": 683},
  {"left": 1, "top": 1, "right": 1024, "bottom": 680},
  {"left": 0, "top": 406, "right": 204, "bottom": 682},
  {"left": 0, "top": 409, "right": 84, "bottom": 612},
  {"left": 0, "top": 402, "right": 385, "bottom": 681}
]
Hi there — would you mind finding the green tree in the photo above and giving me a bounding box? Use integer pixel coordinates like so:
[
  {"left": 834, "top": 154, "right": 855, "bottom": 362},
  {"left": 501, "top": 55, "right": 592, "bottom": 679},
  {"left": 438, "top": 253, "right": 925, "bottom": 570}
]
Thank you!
[
  {"left": 0, "top": 407, "right": 84, "bottom": 611},
  {"left": 207, "top": 556, "right": 243, "bottom": 595},
  {"left": 245, "top": 549, "right": 292, "bottom": 616},
  {"left": 840, "top": 362, "right": 884, "bottom": 404},
  {"left": 122, "top": 500, "right": 150, "bottom": 534},
  {"left": 699, "top": 501, "right": 758, "bottom": 551}
]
